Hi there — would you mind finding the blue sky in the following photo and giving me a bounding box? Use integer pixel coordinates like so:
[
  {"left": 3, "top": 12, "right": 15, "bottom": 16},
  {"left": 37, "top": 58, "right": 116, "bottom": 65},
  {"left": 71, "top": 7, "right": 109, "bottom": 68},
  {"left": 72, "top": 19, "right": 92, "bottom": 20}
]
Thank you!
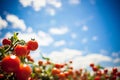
[{"left": 0, "top": 0, "right": 120, "bottom": 70}]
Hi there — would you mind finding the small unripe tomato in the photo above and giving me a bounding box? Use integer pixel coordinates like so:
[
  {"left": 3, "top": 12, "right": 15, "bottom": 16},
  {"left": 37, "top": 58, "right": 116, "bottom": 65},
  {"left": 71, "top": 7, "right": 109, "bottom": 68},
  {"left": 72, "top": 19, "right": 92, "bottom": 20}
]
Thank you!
[
  {"left": 26, "top": 40, "right": 38, "bottom": 51},
  {"left": 1, "top": 55, "right": 20, "bottom": 73},
  {"left": 2, "top": 38, "right": 11, "bottom": 45},
  {"left": 14, "top": 45, "right": 28, "bottom": 56},
  {"left": 16, "top": 64, "right": 32, "bottom": 80}
]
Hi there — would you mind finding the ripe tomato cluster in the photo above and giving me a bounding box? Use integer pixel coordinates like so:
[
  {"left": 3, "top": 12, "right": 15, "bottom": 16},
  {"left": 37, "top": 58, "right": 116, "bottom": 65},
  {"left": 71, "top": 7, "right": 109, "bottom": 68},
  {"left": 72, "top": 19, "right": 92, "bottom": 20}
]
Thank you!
[
  {"left": 89, "top": 63, "right": 120, "bottom": 80},
  {"left": 0, "top": 33, "right": 38, "bottom": 80},
  {"left": 0, "top": 33, "right": 120, "bottom": 80}
]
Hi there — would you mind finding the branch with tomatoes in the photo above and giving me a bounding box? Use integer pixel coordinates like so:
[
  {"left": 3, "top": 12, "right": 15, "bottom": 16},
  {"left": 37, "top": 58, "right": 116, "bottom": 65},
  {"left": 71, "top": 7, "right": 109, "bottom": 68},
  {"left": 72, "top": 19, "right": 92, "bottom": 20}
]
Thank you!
[{"left": 0, "top": 33, "right": 120, "bottom": 80}]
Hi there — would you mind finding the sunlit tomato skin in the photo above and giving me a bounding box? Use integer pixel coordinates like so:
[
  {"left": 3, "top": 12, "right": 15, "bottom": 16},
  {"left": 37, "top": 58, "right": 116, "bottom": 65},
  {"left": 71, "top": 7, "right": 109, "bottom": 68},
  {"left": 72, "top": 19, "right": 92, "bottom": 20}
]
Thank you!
[
  {"left": 58, "top": 72, "right": 66, "bottom": 79},
  {"left": 1, "top": 55, "right": 20, "bottom": 73},
  {"left": 27, "top": 40, "right": 38, "bottom": 51},
  {"left": 67, "top": 69, "right": 73, "bottom": 75},
  {"left": 52, "top": 68, "right": 61, "bottom": 75},
  {"left": 94, "top": 76, "right": 100, "bottom": 80},
  {"left": 16, "top": 64, "right": 32, "bottom": 80},
  {"left": 2, "top": 38, "right": 11, "bottom": 45},
  {"left": 14, "top": 45, "right": 28, "bottom": 56},
  {"left": 64, "top": 71, "right": 69, "bottom": 77}
]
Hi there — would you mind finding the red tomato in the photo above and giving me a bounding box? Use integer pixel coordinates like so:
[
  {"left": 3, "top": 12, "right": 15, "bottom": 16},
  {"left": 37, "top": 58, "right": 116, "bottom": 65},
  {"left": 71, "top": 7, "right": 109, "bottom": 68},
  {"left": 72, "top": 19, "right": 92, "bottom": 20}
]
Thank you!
[
  {"left": 54, "top": 63, "right": 62, "bottom": 68},
  {"left": 58, "top": 72, "right": 66, "bottom": 79},
  {"left": 0, "top": 74, "right": 4, "bottom": 79},
  {"left": 2, "top": 38, "right": 11, "bottom": 45},
  {"left": 104, "top": 69, "right": 108, "bottom": 74},
  {"left": 94, "top": 76, "right": 100, "bottom": 80},
  {"left": 52, "top": 68, "right": 61, "bottom": 75},
  {"left": 14, "top": 45, "right": 28, "bottom": 56},
  {"left": 26, "top": 40, "right": 38, "bottom": 51},
  {"left": 90, "top": 63, "right": 94, "bottom": 67},
  {"left": 16, "top": 64, "right": 32, "bottom": 80},
  {"left": 1, "top": 55, "right": 20, "bottom": 73},
  {"left": 117, "top": 72, "right": 120, "bottom": 77},
  {"left": 92, "top": 66, "right": 98, "bottom": 72},
  {"left": 67, "top": 69, "right": 73, "bottom": 75},
  {"left": 112, "top": 67, "right": 118, "bottom": 74},
  {"left": 38, "top": 60, "right": 43, "bottom": 66},
  {"left": 64, "top": 71, "right": 69, "bottom": 77}
]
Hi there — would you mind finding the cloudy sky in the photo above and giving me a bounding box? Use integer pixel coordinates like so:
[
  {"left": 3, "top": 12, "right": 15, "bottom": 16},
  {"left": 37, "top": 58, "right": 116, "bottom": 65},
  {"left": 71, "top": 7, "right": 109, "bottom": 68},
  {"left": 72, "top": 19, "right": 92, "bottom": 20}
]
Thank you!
[{"left": 0, "top": 0, "right": 120, "bottom": 70}]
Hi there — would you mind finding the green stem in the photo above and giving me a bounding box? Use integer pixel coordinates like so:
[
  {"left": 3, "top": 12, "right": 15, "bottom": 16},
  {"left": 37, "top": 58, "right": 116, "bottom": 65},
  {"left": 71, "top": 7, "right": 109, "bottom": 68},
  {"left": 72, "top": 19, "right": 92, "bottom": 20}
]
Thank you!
[{"left": 4, "top": 40, "right": 19, "bottom": 53}]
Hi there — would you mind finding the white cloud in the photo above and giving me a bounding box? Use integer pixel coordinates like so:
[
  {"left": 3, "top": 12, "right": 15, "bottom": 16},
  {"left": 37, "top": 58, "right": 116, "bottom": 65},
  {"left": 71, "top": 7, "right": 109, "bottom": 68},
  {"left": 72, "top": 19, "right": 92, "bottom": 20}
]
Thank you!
[
  {"left": 19, "top": 0, "right": 62, "bottom": 12},
  {"left": 49, "top": 27, "right": 69, "bottom": 35},
  {"left": 38, "top": 31, "right": 54, "bottom": 46},
  {"left": 46, "top": 8, "right": 56, "bottom": 16},
  {"left": 49, "top": 48, "right": 82, "bottom": 63},
  {"left": 30, "top": 48, "right": 41, "bottom": 62},
  {"left": 47, "top": 0, "right": 62, "bottom": 8},
  {"left": 32, "top": 0, "right": 46, "bottom": 11},
  {"left": 1, "top": 30, "right": 54, "bottom": 47},
  {"left": 0, "top": 32, "right": 13, "bottom": 43},
  {"left": 72, "top": 54, "right": 112, "bottom": 69},
  {"left": 27, "top": 27, "right": 33, "bottom": 33},
  {"left": 6, "top": 14, "right": 26, "bottom": 31},
  {"left": 82, "top": 25, "right": 88, "bottom": 31},
  {"left": 3, "top": 32, "right": 13, "bottom": 38},
  {"left": 19, "top": 0, "right": 32, "bottom": 7},
  {"left": 92, "top": 36, "right": 98, "bottom": 41},
  {"left": 48, "top": 48, "right": 112, "bottom": 70},
  {"left": 69, "top": 0, "right": 80, "bottom": 5},
  {"left": 54, "top": 40, "right": 66, "bottom": 47},
  {"left": 3, "top": 31, "right": 53, "bottom": 47},
  {"left": 81, "top": 38, "right": 88, "bottom": 44},
  {"left": 19, "top": 0, "right": 46, "bottom": 11},
  {"left": 71, "top": 33, "right": 77, "bottom": 39},
  {"left": 18, "top": 31, "right": 54, "bottom": 46},
  {"left": 0, "top": 16, "right": 8, "bottom": 30},
  {"left": 17, "top": 32, "right": 40, "bottom": 42},
  {"left": 113, "top": 58, "right": 120, "bottom": 63}
]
